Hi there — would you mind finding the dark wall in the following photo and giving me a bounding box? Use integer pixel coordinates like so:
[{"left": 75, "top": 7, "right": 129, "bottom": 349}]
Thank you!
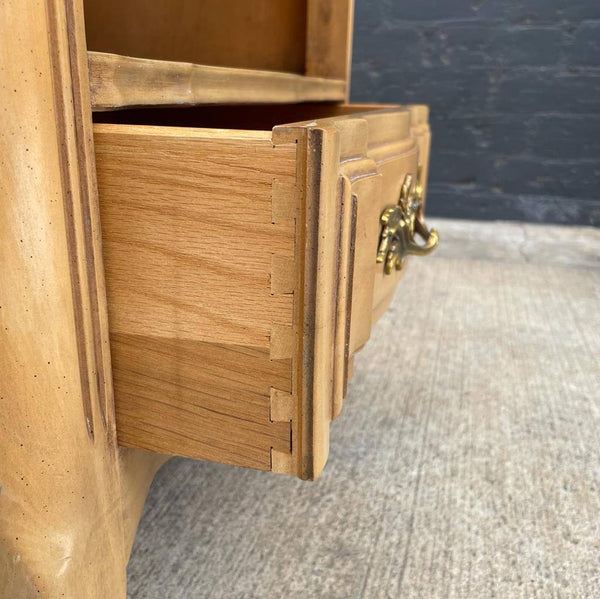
[{"left": 350, "top": 0, "right": 600, "bottom": 225}]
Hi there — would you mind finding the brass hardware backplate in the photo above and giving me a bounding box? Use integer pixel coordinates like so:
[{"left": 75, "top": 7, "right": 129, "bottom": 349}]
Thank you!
[{"left": 376, "top": 165, "right": 439, "bottom": 274}]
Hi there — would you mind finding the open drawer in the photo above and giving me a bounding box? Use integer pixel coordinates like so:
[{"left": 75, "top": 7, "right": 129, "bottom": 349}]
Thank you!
[{"left": 93, "top": 103, "right": 437, "bottom": 479}]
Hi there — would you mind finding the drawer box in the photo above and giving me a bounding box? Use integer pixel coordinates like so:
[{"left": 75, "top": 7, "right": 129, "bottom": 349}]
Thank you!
[{"left": 94, "top": 103, "right": 432, "bottom": 479}]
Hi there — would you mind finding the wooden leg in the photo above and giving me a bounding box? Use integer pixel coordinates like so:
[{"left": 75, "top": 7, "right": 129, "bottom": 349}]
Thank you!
[
  {"left": 0, "top": 1, "right": 152, "bottom": 595},
  {"left": 119, "top": 449, "right": 170, "bottom": 559}
]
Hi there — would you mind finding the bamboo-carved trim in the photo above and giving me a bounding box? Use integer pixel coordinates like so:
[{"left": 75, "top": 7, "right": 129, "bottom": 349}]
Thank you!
[{"left": 88, "top": 51, "right": 346, "bottom": 111}]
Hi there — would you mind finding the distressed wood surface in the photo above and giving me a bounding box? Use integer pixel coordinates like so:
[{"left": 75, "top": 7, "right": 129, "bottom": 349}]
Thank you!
[
  {"left": 89, "top": 52, "right": 346, "bottom": 111},
  {"left": 0, "top": 1, "right": 127, "bottom": 596}
]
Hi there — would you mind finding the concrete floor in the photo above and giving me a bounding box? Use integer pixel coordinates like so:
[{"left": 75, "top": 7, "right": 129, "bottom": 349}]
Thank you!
[{"left": 127, "top": 219, "right": 600, "bottom": 598}]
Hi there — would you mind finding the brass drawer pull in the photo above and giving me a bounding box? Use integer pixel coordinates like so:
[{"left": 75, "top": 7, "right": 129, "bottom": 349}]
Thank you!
[{"left": 376, "top": 165, "right": 439, "bottom": 274}]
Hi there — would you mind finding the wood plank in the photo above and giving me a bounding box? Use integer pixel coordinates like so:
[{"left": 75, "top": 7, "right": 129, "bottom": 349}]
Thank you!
[
  {"left": 0, "top": 0, "right": 126, "bottom": 595},
  {"left": 113, "top": 337, "right": 292, "bottom": 470},
  {"left": 305, "top": 126, "right": 342, "bottom": 476},
  {"left": 269, "top": 161, "right": 304, "bottom": 478},
  {"left": 94, "top": 124, "right": 298, "bottom": 470},
  {"left": 283, "top": 107, "right": 431, "bottom": 424},
  {"left": 89, "top": 52, "right": 346, "bottom": 111},
  {"left": 280, "top": 109, "right": 418, "bottom": 423},
  {"left": 94, "top": 126, "right": 296, "bottom": 348}
]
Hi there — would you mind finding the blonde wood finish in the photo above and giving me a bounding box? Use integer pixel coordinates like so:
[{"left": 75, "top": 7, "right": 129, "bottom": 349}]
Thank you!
[
  {"left": 332, "top": 175, "right": 357, "bottom": 414},
  {"left": 94, "top": 126, "right": 297, "bottom": 471},
  {"left": 89, "top": 52, "right": 346, "bottom": 111},
  {"left": 94, "top": 105, "right": 431, "bottom": 480},
  {"left": 0, "top": 1, "right": 128, "bottom": 595},
  {"left": 2, "top": 0, "right": 432, "bottom": 591},
  {"left": 119, "top": 449, "right": 170, "bottom": 558},
  {"left": 0, "top": 3, "right": 178, "bottom": 595}
]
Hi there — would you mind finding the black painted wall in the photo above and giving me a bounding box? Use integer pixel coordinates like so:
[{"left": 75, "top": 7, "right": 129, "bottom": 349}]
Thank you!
[{"left": 350, "top": 0, "right": 600, "bottom": 225}]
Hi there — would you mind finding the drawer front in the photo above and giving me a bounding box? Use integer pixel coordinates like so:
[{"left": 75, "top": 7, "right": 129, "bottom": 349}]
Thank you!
[{"left": 94, "top": 104, "right": 435, "bottom": 480}]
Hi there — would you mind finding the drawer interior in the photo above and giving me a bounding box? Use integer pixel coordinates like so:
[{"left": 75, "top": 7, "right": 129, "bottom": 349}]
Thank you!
[{"left": 92, "top": 103, "right": 389, "bottom": 131}]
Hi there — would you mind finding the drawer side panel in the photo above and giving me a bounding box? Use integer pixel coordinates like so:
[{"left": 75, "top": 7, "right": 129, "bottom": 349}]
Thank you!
[{"left": 95, "top": 126, "right": 298, "bottom": 470}]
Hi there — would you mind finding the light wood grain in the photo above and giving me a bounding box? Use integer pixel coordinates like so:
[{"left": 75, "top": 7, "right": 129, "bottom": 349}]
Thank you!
[
  {"left": 95, "top": 125, "right": 298, "bottom": 470},
  {"left": 84, "top": 1, "right": 353, "bottom": 109},
  {"left": 274, "top": 107, "right": 433, "bottom": 463},
  {"left": 0, "top": 1, "right": 126, "bottom": 595},
  {"left": 95, "top": 127, "right": 296, "bottom": 348},
  {"left": 89, "top": 52, "right": 346, "bottom": 111},
  {"left": 272, "top": 123, "right": 344, "bottom": 479},
  {"left": 94, "top": 105, "right": 431, "bottom": 480},
  {"left": 269, "top": 164, "right": 303, "bottom": 477}
]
